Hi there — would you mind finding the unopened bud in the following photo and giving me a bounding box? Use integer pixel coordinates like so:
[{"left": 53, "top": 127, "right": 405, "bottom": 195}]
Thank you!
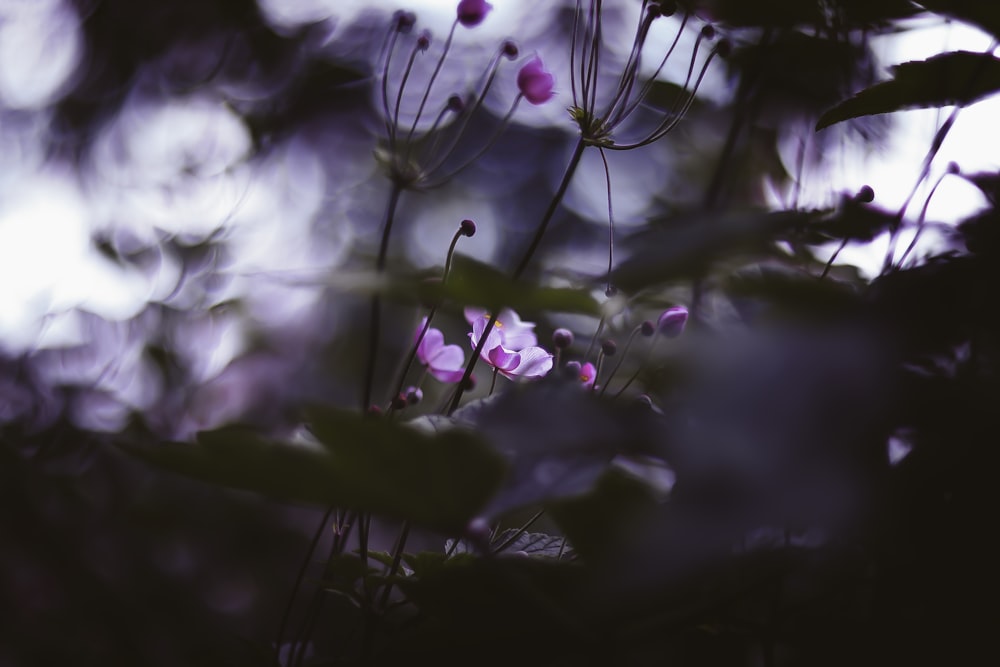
[
  {"left": 647, "top": 4, "right": 662, "bottom": 19},
  {"left": 447, "top": 94, "right": 465, "bottom": 113},
  {"left": 605, "top": 284, "right": 618, "bottom": 297},
  {"left": 658, "top": 0, "right": 677, "bottom": 16},
  {"left": 466, "top": 516, "right": 492, "bottom": 544},
  {"left": 553, "top": 328, "right": 574, "bottom": 349},
  {"left": 716, "top": 39, "right": 732, "bottom": 58},
  {"left": 856, "top": 185, "right": 875, "bottom": 203},
  {"left": 391, "top": 393, "right": 408, "bottom": 410},
  {"left": 640, "top": 320, "right": 655, "bottom": 337},
  {"left": 947, "top": 161, "right": 961, "bottom": 175},
  {"left": 367, "top": 404, "right": 383, "bottom": 416},
  {"left": 405, "top": 386, "right": 423, "bottom": 405},
  {"left": 657, "top": 306, "right": 688, "bottom": 338},
  {"left": 701, "top": 24, "right": 716, "bottom": 40},
  {"left": 459, "top": 219, "right": 477, "bottom": 237},
  {"left": 416, "top": 30, "right": 431, "bottom": 51},
  {"left": 501, "top": 40, "right": 519, "bottom": 60},
  {"left": 461, "top": 374, "right": 476, "bottom": 391},
  {"left": 601, "top": 339, "right": 617, "bottom": 357},
  {"left": 394, "top": 10, "right": 416, "bottom": 33}
]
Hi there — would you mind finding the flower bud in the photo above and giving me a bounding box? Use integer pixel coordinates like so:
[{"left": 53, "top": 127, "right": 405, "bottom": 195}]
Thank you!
[
  {"left": 552, "top": 328, "right": 574, "bottom": 349},
  {"left": 601, "top": 339, "right": 617, "bottom": 357},
  {"left": 394, "top": 10, "right": 416, "bottom": 33},
  {"left": 947, "top": 161, "right": 961, "bottom": 175},
  {"left": 605, "top": 284, "right": 619, "bottom": 297},
  {"left": 367, "top": 404, "right": 383, "bottom": 416},
  {"left": 457, "top": 0, "right": 493, "bottom": 28},
  {"left": 460, "top": 219, "right": 477, "bottom": 237},
  {"left": 701, "top": 24, "right": 716, "bottom": 40},
  {"left": 466, "top": 516, "right": 492, "bottom": 544},
  {"left": 641, "top": 320, "right": 655, "bottom": 337},
  {"left": 657, "top": 306, "right": 688, "bottom": 338},
  {"left": 447, "top": 94, "right": 466, "bottom": 113},
  {"left": 658, "top": 0, "right": 677, "bottom": 16},
  {"left": 647, "top": 4, "right": 662, "bottom": 19},
  {"left": 461, "top": 374, "right": 477, "bottom": 391},
  {"left": 716, "top": 39, "right": 732, "bottom": 59},
  {"left": 416, "top": 30, "right": 431, "bottom": 51},
  {"left": 856, "top": 185, "right": 875, "bottom": 203},
  {"left": 501, "top": 40, "right": 519, "bottom": 60},
  {"left": 391, "top": 393, "right": 408, "bottom": 410},
  {"left": 517, "top": 55, "right": 556, "bottom": 105},
  {"left": 405, "top": 386, "right": 423, "bottom": 405}
]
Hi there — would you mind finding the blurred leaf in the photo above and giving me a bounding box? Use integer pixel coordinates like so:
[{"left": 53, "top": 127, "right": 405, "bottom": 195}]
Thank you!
[
  {"left": 704, "top": 0, "right": 917, "bottom": 29},
  {"left": 917, "top": 0, "right": 1000, "bottom": 41},
  {"left": 470, "top": 381, "right": 663, "bottom": 518},
  {"left": 611, "top": 210, "right": 815, "bottom": 292},
  {"left": 384, "top": 255, "right": 600, "bottom": 316},
  {"left": 817, "top": 51, "right": 1000, "bottom": 130},
  {"left": 724, "top": 265, "right": 861, "bottom": 321},
  {"left": 548, "top": 468, "right": 659, "bottom": 563},
  {"left": 121, "top": 411, "right": 507, "bottom": 533}
]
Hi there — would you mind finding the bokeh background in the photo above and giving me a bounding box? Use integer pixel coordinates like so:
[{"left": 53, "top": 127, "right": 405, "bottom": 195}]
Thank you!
[{"left": 2, "top": 0, "right": 998, "bottom": 664}]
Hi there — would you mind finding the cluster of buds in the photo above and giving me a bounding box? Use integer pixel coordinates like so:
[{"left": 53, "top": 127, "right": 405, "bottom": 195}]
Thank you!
[
  {"left": 374, "top": 1, "right": 556, "bottom": 190},
  {"left": 568, "top": 0, "right": 729, "bottom": 150}
]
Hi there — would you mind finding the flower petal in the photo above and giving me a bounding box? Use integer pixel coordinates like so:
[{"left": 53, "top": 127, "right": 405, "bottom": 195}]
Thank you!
[{"left": 502, "top": 345, "right": 553, "bottom": 379}]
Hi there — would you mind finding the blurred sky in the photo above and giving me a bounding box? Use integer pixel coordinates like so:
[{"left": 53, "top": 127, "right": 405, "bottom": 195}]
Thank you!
[{"left": 0, "top": 0, "right": 997, "bottom": 433}]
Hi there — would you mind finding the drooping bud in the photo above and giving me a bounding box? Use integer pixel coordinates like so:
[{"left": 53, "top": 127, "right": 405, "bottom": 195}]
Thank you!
[
  {"left": 457, "top": 0, "right": 493, "bottom": 28},
  {"left": 947, "top": 161, "right": 961, "bottom": 175},
  {"left": 856, "top": 185, "right": 875, "bottom": 203},
  {"left": 657, "top": 306, "right": 689, "bottom": 338},
  {"left": 517, "top": 55, "right": 556, "bottom": 105},
  {"left": 658, "top": 0, "right": 677, "bottom": 16},
  {"left": 416, "top": 30, "right": 431, "bottom": 51},
  {"left": 459, "top": 219, "right": 477, "bottom": 237},
  {"left": 501, "top": 40, "right": 519, "bottom": 60},
  {"left": 394, "top": 10, "right": 416, "bottom": 33},
  {"left": 641, "top": 320, "right": 655, "bottom": 337},
  {"left": 405, "top": 386, "right": 424, "bottom": 405},
  {"left": 601, "top": 339, "right": 618, "bottom": 357},
  {"left": 552, "top": 328, "right": 574, "bottom": 349}
]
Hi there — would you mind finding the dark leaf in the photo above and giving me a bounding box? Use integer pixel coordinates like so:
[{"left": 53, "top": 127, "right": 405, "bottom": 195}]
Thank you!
[
  {"left": 817, "top": 51, "right": 1000, "bottom": 130},
  {"left": 917, "top": 0, "right": 1000, "bottom": 41},
  {"left": 611, "top": 210, "right": 815, "bottom": 292},
  {"left": 121, "top": 410, "right": 507, "bottom": 533}
]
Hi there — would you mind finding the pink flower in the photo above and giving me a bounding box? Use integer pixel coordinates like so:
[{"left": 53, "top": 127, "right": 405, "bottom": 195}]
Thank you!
[
  {"left": 657, "top": 306, "right": 689, "bottom": 338},
  {"left": 457, "top": 0, "right": 493, "bottom": 28},
  {"left": 463, "top": 307, "right": 537, "bottom": 351},
  {"left": 517, "top": 55, "right": 555, "bottom": 105},
  {"left": 416, "top": 318, "right": 466, "bottom": 383},
  {"left": 566, "top": 361, "right": 597, "bottom": 389},
  {"left": 468, "top": 311, "right": 553, "bottom": 380}
]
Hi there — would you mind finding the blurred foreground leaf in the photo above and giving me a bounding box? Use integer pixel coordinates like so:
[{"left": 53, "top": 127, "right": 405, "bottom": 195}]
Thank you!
[
  {"left": 121, "top": 410, "right": 506, "bottom": 533},
  {"left": 817, "top": 51, "right": 1000, "bottom": 130}
]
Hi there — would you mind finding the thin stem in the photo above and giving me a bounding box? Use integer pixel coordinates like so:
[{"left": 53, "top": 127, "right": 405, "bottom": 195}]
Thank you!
[
  {"left": 489, "top": 367, "right": 499, "bottom": 396},
  {"left": 615, "top": 13, "right": 689, "bottom": 125},
  {"left": 447, "top": 137, "right": 588, "bottom": 414},
  {"left": 492, "top": 509, "right": 546, "bottom": 553},
  {"left": 613, "top": 335, "right": 660, "bottom": 399},
  {"left": 598, "top": 147, "right": 616, "bottom": 294},
  {"left": 896, "top": 171, "right": 949, "bottom": 269},
  {"left": 570, "top": 0, "right": 584, "bottom": 106},
  {"left": 362, "top": 184, "right": 404, "bottom": 412},
  {"left": 275, "top": 504, "right": 335, "bottom": 663},
  {"left": 599, "top": 325, "right": 643, "bottom": 396},
  {"left": 380, "top": 28, "right": 402, "bottom": 148},
  {"left": 405, "top": 20, "right": 458, "bottom": 149},
  {"left": 377, "top": 521, "right": 412, "bottom": 610},
  {"left": 584, "top": 315, "right": 606, "bottom": 360},
  {"left": 392, "top": 40, "right": 426, "bottom": 146},
  {"left": 603, "top": 6, "right": 656, "bottom": 126}
]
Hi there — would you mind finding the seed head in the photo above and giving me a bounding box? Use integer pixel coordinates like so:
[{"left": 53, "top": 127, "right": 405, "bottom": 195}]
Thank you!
[{"left": 459, "top": 219, "right": 477, "bottom": 237}]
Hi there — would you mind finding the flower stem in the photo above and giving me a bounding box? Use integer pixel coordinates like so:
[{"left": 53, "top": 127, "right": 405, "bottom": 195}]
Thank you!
[
  {"left": 363, "top": 183, "right": 404, "bottom": 411},
  {"left": 447, "top": 137, "right": 588, "bottom": 414}
]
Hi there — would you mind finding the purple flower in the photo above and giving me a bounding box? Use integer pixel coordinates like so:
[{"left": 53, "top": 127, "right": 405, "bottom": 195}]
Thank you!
[
  {"left": 468, "top": 312, "right": 553, "bottom": 380},
  {"left": 464, "top": 307, "right": 537, "bottom": 351},
  {"left": 457, "top": 0, "right": 493, "bottom": 28},
  {"left": 657, "top": 306, "right": 689, "bottom": 338},
  {"left": 416, "top": 318, "right": 466, "bottom": 383},
  {"left": 566, "top": 360, "right": 597, "bottom": 389},
  {"left": 517, "top": 55, "right": 555, "bottom": 105}
]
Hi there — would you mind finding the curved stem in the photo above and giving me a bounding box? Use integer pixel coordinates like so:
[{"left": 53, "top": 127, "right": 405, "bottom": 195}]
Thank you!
[
  {"left": 362, "top": 183, "right": 404, "bottom": 411},
  {"left": 447, "top": 137, "right": 588, "bottom": 414},
  {"left": 405, "top": 20, "right": 458, "bottom": 150}
]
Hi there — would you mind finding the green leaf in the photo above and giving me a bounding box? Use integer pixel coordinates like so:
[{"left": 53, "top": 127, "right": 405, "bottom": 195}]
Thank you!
[
  {"left": 816, "top": 51, "right": 1000, "bottom": 130},
  {"left": 121, "top": 411, "right": 507, "bottom": 533},
  {"left": 385, "top": 255, "right": 601, "bottom": 316}
]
